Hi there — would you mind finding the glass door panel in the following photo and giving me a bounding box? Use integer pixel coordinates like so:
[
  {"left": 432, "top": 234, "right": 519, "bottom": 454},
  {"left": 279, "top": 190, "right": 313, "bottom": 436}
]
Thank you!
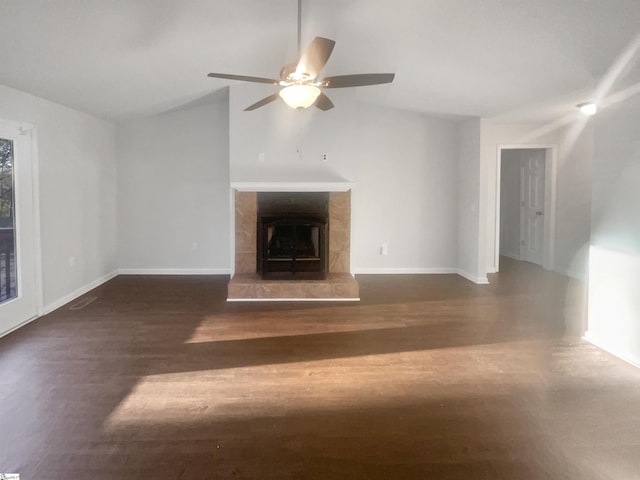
[{"left": 0, "top": 137, "right": 17, "bottom": 304}]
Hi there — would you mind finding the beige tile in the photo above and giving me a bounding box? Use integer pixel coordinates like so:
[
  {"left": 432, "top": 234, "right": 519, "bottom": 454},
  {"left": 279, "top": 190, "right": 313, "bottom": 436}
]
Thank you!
[
  {"left": 329, "top": 251, "right": 350, "bottom": 273},
  {"left": 227, "top": 283, "right": 257, "bottom": 299},
  {"left": 235, "top": 253, "right": 256, "bottom": 274},
  {"left": 329, "top": 191, "right": 351, "bottom": 273},
  {"left": 332, "top": 280, "right": 359, "bottom": 298},
  {"left": 235, "top": 191, "right": 257, "bottom": 211},
  {"left": 227, "top": 273, "right": 359, "bottom": 300},
  {"left": 256, "top": 282, "right": 306, "bottom": 299},
  {"left": 235, "top": 190, "right": 257, "bottom": 272},
  {"left": 235, "top": 229, "right": 255, "bottom": 251},
  {"left": 304, "top": 283, "right": 333, "bottom": 298}
]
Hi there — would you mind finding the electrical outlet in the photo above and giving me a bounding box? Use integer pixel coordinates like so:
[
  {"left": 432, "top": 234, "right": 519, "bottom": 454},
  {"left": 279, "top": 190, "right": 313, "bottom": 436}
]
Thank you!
[
  {"left": 258, "top": 152, "right": 265, "bottom": 163},
  {"left": 380, "top": 243, "right": 389, "bottom": 256},
  {"left": 192, "top": 242, "right": 198, "bottom": 251},
  {"left": 322, "top": 153, "right": 328, "bottom": 162},
  {"left": 68, "top": 256, "right": 76, "bottom": 267}
]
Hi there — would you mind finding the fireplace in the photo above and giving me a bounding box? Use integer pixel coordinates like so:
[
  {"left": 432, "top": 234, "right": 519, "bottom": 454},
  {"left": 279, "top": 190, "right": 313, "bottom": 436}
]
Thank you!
[
  {"left": 257, "top": 192, "right": 328, "bottom": 280},
  {"left": 229, "top": 187, "right": 358, "bottom": 300}
]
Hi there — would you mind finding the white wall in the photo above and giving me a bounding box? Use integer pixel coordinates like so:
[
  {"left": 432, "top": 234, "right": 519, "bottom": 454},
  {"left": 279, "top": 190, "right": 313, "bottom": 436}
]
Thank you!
[
  {"left": 228, "top": 85, "right": 460, "bottom": 273},
  {"left": 587, "top": 95, "right": 640, "bottom": 366},
  {"left": 117, "top": 92, "right": 230, "bottom": 273},
  {"left": 499, "top": 150, "right": 521, "bottom": 258},
  {"left": 0, "top": 83, "right": 118, "bottom": 312},
  {"left": 457, "top": 118, "right": 484, "bottom": 282}
]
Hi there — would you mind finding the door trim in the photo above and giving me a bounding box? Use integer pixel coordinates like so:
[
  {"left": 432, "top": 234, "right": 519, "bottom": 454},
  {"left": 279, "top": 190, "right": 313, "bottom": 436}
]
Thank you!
[
  {"left": 0, "top": 119, "right": 43, "bottom": 334},
  {"left": 495, "top": 144, "right": 557, "bottom": 272}
]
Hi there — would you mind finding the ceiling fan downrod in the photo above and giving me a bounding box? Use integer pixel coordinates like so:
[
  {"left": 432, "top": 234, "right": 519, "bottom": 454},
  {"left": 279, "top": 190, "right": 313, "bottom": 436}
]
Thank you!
[{"left": 297, "top": 0, "right": 302, "bottom": 59}]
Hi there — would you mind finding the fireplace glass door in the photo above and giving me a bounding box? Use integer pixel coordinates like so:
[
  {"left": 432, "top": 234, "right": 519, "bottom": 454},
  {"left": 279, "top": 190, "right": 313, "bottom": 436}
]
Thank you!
[{"left": 258, "top": 217, "right": 327, "bottom": 280}]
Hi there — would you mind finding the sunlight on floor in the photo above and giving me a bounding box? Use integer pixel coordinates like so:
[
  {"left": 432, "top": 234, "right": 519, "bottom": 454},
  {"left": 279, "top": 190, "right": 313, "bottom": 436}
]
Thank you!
[
  {"left": 185, "top": 305, "right": 405, "bottom": 343},
  {"left": 184, "top": 300, "right": 485, "bottom": 343},
  {"left": 103, "top": 339, "right": 551, "bottom": 433},
  {"left": 187, "top": 292, "right": 540, "bottom": 344}
]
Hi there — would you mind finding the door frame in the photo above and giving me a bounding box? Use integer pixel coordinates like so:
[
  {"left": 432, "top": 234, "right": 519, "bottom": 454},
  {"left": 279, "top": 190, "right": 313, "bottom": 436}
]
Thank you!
[
  {"left": 0, "top": 118, "right": 43, "bottom": 335},
  {"left": 495, "top": 144, "right": 557, "bottom": 272}
]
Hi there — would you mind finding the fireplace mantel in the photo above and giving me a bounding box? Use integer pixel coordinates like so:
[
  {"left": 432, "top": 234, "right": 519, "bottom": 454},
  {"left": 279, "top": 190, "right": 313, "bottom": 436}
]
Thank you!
[
  {"left": 230, "top": 164, "right": 353, "bottom": 192},
  {"left": 231, "top": 181, "right": 353, "bottom": 192}
]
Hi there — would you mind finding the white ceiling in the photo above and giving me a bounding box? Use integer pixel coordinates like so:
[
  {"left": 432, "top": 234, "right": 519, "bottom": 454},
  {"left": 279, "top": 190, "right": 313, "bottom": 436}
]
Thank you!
[{"left": 1, "top": 0, "right": 639, "bottom": 121}]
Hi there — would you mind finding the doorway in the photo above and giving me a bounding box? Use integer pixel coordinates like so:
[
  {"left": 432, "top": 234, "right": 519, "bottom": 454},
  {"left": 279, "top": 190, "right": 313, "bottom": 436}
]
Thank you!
[
  {"left": 0, "top": 120, "right": 40, "bottom": 336},
  {"left": 496, "top": 146, "right": 556, "bottom": 272}
]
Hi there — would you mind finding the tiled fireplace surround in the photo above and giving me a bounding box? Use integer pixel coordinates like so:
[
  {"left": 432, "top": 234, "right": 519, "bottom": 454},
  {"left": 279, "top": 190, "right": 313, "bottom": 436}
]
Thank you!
[{"left": 227, "top": 190, "right": 360, "bottom": 300}]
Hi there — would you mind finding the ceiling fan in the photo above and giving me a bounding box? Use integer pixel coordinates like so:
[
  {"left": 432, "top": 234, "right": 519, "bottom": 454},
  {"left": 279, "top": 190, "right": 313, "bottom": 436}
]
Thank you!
[{"left": 207, "top": 0, "right": 395, "bottom": 111}]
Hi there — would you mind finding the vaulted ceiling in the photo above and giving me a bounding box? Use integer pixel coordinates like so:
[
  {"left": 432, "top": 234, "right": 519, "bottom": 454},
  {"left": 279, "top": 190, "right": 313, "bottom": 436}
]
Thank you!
[{"left": 1, "top": 0, "right": 639, "bottom": 121}]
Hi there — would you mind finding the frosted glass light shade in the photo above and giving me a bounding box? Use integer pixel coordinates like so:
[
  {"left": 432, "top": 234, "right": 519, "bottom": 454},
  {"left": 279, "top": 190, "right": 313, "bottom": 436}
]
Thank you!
[
  {"left": 578, "top": 102, "right": 597, "bottom": 116},
  {"left": 279, "top": 85, "right": 321, "bottom": 109}
]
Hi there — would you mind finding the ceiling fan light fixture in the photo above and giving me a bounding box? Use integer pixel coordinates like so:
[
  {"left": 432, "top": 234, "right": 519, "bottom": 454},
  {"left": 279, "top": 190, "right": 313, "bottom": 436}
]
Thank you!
[
  {"left": 577, "top": 101, "right": 597, "bottom": 116},
  {"left": 279, "top": 84, "right": 321, "bottom": 109}
]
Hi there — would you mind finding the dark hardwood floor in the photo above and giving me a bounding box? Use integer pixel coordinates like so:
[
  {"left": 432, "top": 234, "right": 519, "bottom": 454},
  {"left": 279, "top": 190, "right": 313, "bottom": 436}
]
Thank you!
[{"left": 1, "top": 257, "right": 639, "bottom": 479}]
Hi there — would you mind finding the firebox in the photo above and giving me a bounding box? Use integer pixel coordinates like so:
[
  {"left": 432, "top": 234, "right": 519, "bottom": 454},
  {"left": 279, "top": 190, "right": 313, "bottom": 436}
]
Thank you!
[{"left": 257, "top": 192, "right": 328, "bottom": 280}]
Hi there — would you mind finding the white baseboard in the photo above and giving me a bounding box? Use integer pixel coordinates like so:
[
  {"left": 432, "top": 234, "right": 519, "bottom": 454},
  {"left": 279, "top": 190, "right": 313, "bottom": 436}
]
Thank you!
[
  {"left": 353, "top": 267, "right": 458, "bottom": 275},
  {"left": 43, "top": 270, "right": 119, "bottom": 315},
  {"left": 118, "top": 268, "right": 231, "bottom": 275},
  {"left": 0, "top": 314, "right": 40, "bottom": 340},
  {"left": 486, "top": 266, "right": 497, "bottom": 274},
  {"left": 584, "top": 332, "right": 640, "bottom": 369},
  {"left": 456, "top": 269, "right": 490, "bottom": 285},
  {"left": 227, "top": 297, "right": 360, "bottom": 302},
  {"left": 352, "top": 267, "right": 489, "bottom": 285},
  {"left": 553, "top": 266, "right": 584, "bottom": 280},
  {"left": 500, "top": 251, "right": 521, "bottom": 261}
]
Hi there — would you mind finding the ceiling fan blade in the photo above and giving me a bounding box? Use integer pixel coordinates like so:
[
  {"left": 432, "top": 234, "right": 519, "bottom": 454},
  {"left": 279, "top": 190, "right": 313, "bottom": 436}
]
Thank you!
[
  {"left": 297, "top": 37, "right": 336, "bottom": 79},
  {"left": 322, "top": 73, "right": 395, "bottom": 88},
  {"left": 315, "top": 92, "right": 334, "bottom": 111},
  {"left": 208, "top": 73, "right": 278, "bottom": 84},
  {"left": 244, "top": 93, "right": 281, "bottom": 111}
]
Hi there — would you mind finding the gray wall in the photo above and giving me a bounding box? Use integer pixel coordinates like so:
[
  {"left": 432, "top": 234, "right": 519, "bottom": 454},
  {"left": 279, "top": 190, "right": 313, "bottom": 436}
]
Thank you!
[
  {"left": 499, "top": 150, "right": 521, "bottom": 259},
  {"left": 0, "top": 83, "right": 118, "bottom": 315},
  {"left": 555, "top": 122, "right": 592, "bottom": 278},
  {"left": 352, "top": 103, "right": 458, "bottom": 271},
  {"left": 457, "top": 118, "right": 483, "bottom": 282},
  {"left": 117, "top": 93, "right": 230, "bottom": 273}
]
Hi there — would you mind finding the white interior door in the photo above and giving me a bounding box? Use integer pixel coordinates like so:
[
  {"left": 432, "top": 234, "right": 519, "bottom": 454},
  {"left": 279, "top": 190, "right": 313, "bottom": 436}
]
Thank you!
[
  {"left": 0, "top": 120, "right": 38, "bottom": 334},
  {"left": 520, "top": 150, "right": 545, "bottom": 266}
]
